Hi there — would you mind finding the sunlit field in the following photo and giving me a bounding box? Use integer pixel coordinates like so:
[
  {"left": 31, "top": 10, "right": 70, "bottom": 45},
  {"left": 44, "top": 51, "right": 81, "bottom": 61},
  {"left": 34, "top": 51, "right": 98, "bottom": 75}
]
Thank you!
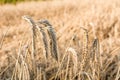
[{"left": 0, "top": 0, "right": 120, "bottom": 80}]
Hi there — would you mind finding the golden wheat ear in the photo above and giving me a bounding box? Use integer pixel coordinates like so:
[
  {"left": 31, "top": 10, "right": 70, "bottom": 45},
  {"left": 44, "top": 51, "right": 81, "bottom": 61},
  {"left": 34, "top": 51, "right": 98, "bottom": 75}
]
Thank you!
[
  {"left": 22, "top": 15, "right": 36, "bottom": 55},
  {"left": 35, "top": 25, "right": 49, "bottom": 59},
  {"left": 22, "top": 15, "right": 37, "bottom": 74},
  {"left": 80, "top": 27, "right": 89, "bottom": 71},
  {"left": 22, "top": 15, "right": 36, "bottom": 27},
  {"left": 91, "top": 38, "right": 98, "bottom": 61},
  {"left": 38, "top": 20, "right": 59, "bottom": 61}
]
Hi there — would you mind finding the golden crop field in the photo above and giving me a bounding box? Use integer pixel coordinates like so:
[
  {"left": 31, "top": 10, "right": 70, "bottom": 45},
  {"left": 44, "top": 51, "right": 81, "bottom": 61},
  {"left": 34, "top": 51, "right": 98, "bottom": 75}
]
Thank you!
[{"left": 0, "top": 0, "right": 120, "bottom": 80}]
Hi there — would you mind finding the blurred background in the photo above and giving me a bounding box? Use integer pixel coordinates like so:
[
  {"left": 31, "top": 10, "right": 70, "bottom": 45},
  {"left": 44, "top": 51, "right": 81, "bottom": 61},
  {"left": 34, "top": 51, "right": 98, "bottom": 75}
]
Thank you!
[{"left": 0, "top": 0, "right": 47, "bottom": 4}]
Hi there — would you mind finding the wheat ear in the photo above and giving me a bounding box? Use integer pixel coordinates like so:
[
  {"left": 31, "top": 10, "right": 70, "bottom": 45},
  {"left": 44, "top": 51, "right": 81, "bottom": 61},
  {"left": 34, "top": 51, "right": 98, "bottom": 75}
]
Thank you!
[
  {"left": 91, "top": 38, "right": 101, "bottom": 79},
  {"left": 35, "top": 25, "right": 49, "bottom": 59},
  {"left": 67, "top": 47, "right": 78, "bottom": 75},
  {"left": 80, "top": 27, "right": 88, "bottom": 72},
  {"left": 22, "top": 15, "right": 37, "bottom": 74},
  {"left": 38, "top": 20, "right": 58, "bottom": 61},
  {"left": 22, "top": 15, "right": 36, "bottom": 56}
]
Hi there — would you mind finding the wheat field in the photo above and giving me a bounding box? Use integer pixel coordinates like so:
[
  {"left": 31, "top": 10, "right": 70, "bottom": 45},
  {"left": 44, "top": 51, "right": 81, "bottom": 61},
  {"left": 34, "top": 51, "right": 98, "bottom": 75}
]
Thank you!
[{"left": 0, "top": 0, "right": 120, "bottom": 80}]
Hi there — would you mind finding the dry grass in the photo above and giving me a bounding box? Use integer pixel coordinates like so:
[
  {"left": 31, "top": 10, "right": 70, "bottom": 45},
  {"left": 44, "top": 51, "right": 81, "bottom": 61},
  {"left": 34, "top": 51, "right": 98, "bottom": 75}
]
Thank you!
[{"left": 0, "top": 0, "right": 120, "bottom": 80}]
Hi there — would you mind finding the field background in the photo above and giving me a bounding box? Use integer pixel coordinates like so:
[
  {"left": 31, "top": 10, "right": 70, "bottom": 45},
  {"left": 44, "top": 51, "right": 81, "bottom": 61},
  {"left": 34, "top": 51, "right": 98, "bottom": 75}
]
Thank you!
[
  {"left": 0, "top": 0, "right": 44, "bottom": 4},
  {"left": 0, "top": 0, "right": 120, "bottom": 80}
]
